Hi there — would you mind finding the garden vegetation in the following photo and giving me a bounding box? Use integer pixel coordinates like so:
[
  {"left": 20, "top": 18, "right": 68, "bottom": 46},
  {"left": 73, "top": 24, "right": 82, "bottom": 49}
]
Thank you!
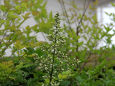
[{"left": 0, "top": 0, "right": 115, "bottom": 86}]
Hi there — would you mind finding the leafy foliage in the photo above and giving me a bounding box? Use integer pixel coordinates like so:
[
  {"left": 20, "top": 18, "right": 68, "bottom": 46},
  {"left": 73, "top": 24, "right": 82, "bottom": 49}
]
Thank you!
[{"left": 0, "top": 0, "right": 115, "bottom": 86}]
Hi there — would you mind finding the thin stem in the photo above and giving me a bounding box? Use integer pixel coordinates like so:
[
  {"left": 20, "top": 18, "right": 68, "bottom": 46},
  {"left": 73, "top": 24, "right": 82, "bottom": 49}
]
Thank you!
[
  {"left": 49, "top": 36, "right": 56, "bottom": 86},
  {"left": 75, "top": 0, "right": 90, "bottom": 67},
  {"left": 59, "top": 0, "right": 72, "bottom": 31}
]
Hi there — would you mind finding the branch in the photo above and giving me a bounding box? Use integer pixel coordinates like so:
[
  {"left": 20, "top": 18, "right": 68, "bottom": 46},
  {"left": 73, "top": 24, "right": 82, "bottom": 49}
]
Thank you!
[
  {"left": 75, "top": 0, "right": 90, "bottom": 67},
  {"left": 58, "top": 0, "right": 72, "bottom": 31}
]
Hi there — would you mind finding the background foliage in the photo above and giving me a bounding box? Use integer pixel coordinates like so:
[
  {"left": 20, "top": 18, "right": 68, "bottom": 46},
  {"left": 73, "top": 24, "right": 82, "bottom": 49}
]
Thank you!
[{"left": 0, "top": 0, "right": 115, "bottom": 86}]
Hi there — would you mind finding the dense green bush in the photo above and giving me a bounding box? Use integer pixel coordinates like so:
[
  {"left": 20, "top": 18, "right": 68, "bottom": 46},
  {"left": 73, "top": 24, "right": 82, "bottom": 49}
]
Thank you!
[{"left": 0, "top": 0, "right": 115, "bottom": 86}]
